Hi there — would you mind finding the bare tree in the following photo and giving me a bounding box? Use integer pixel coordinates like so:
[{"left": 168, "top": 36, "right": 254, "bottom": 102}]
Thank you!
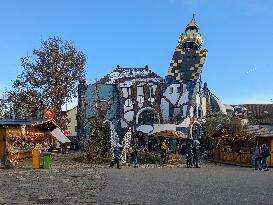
[{"left": 12, "top": 37, "right": 86, "bottom": 129}]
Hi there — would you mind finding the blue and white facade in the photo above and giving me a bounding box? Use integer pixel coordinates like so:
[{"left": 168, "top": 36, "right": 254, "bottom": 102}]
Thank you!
[{"left": 77, "top": 15, "right": 226, "bottom": 140}]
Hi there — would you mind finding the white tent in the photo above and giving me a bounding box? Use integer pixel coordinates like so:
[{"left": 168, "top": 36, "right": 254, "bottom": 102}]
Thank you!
[{"left": 50, "top": 128, "right": 71, "bottom": 143}]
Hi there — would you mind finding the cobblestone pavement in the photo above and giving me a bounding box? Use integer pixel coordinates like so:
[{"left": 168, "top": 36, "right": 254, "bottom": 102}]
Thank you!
[
  {"left": 0, "top": 151, "right": 106, "bottom": 204},
  {"left": 1, "top": 153, "right": 273, "bottom": 205},
  {"left": 96, "top": 163, "right": 273, "bottom": 205}
]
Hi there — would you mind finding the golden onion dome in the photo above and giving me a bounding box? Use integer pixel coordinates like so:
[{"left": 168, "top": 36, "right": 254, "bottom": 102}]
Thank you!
[
  {"left": 186, "top": 13, "right": 199, "bottom": 31},
  {"left": 178, "top": 14, "right": 203, "bottom": 49}
]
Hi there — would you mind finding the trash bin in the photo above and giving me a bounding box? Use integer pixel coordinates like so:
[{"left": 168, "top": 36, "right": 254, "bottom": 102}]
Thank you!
[
  {"left": 41, "top": 152, "right": 52, "bottom": 169},
  {"left": 32, "top": 150, "right": 41, "bottom": 169}
]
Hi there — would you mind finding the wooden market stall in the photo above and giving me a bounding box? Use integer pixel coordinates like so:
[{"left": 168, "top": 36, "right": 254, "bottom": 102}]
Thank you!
[
  {"left": 153, "top": 130, "right": 192, "bottom": 164},
  {"left": 0, "top": 119, "right": 69, "bottom": 165},
  {"left": 212, "top": 125, "right": 273, "bottom": 167}
]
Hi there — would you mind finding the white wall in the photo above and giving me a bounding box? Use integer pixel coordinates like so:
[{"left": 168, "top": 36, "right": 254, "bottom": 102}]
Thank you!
[
  {"left": 124, "top": 111, "right": 134, "bottom": 122},
  {"left": 160, "top": 98, "right": 169, "bottom": 123},
  {"left": 202, "top": 97, "right": 206, "bottom": 117},
  {"left": 163, "top": 84, "right": 181, "bottom": 105},
  {"left": 67, "top": 107, "right": 77, "bottom": 136}
]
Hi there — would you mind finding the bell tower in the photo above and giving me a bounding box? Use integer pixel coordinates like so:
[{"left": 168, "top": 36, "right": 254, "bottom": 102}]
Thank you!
[{"left": 168, "top": 14, "right": 208, "bottom": 82}]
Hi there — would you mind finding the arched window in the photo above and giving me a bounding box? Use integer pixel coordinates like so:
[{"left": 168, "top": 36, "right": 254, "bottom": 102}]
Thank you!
[
  {"left": 138, "top": 109, "right": 159, "bottom": 125},
  {"left": 192, "top": 123, "right": 201, "bottom": 140},
  {"left": 198, "top": 108, "right": 202, "bottom": 118}
]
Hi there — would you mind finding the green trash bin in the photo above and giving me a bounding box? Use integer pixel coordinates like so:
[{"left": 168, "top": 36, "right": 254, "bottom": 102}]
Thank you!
[{"left": 41, "top": 152, "right": 52, "bottom": 169}]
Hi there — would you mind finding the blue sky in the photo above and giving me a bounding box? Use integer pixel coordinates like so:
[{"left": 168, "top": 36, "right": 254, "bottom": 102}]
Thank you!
[{"left": 0, "top": 0, "right": 272, "bottom": 109}]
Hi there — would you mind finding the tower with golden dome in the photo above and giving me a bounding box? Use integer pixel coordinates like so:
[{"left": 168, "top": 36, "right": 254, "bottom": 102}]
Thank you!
[
  {"left": 78, "top": 14, "right": 227, "bottom": 144},
  {"left": 168, "top": 14, "right": 208, "bottom": 82}
]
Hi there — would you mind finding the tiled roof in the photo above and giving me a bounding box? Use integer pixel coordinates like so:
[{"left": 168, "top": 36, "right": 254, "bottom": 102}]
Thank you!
[
  {"left": 244, "top": 125, "right": 273, "bottom": 138},
  {"left": 243, "top": 104, "right": 273, "bottom": 124},
  {"left": 96, "top": 66, "right": 162, "bottom": 84},
  {"left": 0, "top": 119, "right": 52, "bottom": 126}
]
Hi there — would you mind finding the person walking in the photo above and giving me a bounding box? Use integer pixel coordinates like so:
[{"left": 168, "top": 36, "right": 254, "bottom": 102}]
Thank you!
[
  {"left": 110, "top": 144, "right": 122, "bottom": 169},
  {"left": 260, "top": 144, "right": 270, "bottom": 171},
  {"left": 192, "top": 143, "right": 200, "bottom": 168}
]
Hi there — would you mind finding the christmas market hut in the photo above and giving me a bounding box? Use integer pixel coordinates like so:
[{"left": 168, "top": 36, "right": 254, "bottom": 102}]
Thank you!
[
  {"left": 153, "top": 130, "right": 192, "bottom": 164},
  {"left": 0, "top": 119, "right": 70, "bottom": 165},
  {"left": 211, "top": 125, "right": 273, "bottom": 167}
]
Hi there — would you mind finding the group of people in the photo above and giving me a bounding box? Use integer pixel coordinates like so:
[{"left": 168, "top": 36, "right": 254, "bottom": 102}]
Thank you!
[
  {"left": 109, "top": 143, "right": 138, "bottom": 169},
  {"left": 161, "top": 140, "right": 200, "bottom": 168},
  {"left": 252, "top": 144, "right": 270, "bottom": 171},
  {"left": 185, "top": 143, "right": 200, "bottom": 168}
]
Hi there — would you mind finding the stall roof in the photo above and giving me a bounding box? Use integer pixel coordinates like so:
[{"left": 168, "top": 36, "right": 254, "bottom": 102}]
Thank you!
[
  {"left": 50, "top": 128, "right": 71, "bottom": 143},
  {"left": 154, "top": 130, "right": 192, "bottom": 139},
  {"left": 0, "top": 119, "right": 50, "bottom": 126},
  {"left": 0, "top": 119, "right": 57, "bottom": 131},
  {"left": 244, "top": 125, "right": 273, "bottom": 138}
]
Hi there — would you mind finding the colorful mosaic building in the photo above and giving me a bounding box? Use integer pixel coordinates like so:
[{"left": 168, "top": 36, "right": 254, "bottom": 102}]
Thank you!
[{"left": 77, "top": 14, "right": 226, "bottom": 141}]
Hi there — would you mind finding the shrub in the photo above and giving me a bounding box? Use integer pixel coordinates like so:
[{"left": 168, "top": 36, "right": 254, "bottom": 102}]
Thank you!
[{"left": 137, "top": 151, "right": 161, "bottom": 164}]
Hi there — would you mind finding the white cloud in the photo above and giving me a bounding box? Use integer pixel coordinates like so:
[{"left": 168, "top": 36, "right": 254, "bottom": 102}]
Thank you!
[{"left": 246, "top": 67, "right": 257, "bottom": 74}]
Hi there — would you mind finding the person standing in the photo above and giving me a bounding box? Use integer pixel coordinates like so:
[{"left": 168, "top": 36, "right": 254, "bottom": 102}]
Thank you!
[
  {"left": 261, "top": 144, "right": 270, "bottom": 171},
  {"left": 251, "top": 145, "right": 261, "bottom": 170},
  {"left": 186, "top": 145, "right": 193, "bottom": 168},
  {"left": 186, "top": 144, "right": 193, "bottom": 168},
  {"left": 192, "top": 144, "right": 200, "bottom": 168},
  {"left": 161, "top": 140, "right": 168, "bottom": 164},
  {"left": 111, "top": 144, "right": 122, "bottom": 169},
  {"left": 61, "top": 143, "right": 67, "bottom": 154},
  {"left": 131, "top": 147, "right": 138, "bottom": 168}
]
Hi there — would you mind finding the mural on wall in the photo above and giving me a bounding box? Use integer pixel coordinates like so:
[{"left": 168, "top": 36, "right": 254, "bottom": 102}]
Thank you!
[{"left": 77, "top": 14, "right": 226, "bottom": 141}]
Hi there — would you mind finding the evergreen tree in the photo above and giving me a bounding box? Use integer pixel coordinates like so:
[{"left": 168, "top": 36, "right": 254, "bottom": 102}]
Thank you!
[{"left": 84, "top": 110, "right": 111, "bottom": 162}]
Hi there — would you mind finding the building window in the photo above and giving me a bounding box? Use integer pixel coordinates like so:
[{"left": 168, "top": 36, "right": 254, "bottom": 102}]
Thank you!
[
  {"left": 127, "top": 87, "right": 131, "bottom": 96},
  {"left": 150, "top": 87, "right": 153, "bottom": 95},
  {"left": 138, "top": 109, "right": 159, "bottom": 125},
  {"left": 125, "top": 98, "right": 133, "bottom": 107},
  {"left": 148, "top": 97, "right": 156, "bottom": 105},
  {"left": 173, "top": 107, "right": 183, "bottom": 124},
  {"left": 192, "top": 123, "right": 201, "bottom": 140},
  {"left": 193, "top": 107, "right": 197, "bottom": 117},
  {"left": 137, "top": 95, "right": 144, "bottom": 104},
  {"left": 198, "top": 108, "right": 202, "bottom": 118},
  {"left": 180, "top": 71, "right": 185, "bottom": 79},
  {"left": 75, "top": 126, "right": 77, "bottom": 132},
  {"left": 169, "top": 87, "right": 173, "bottom": 94},
  {"left": 177, "top": 86, "right": 180, "bottom": 93}
]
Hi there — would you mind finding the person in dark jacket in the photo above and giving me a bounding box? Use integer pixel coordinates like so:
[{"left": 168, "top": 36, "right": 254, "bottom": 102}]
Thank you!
[
  {"left": 110, "top": 144, "right": 122, "bottom": 169},
  {"left": 61, "top": 143, "right": 67, "bottom": 154},
  {"left": 186, "top": 144, "right": 193, "bottom": 168},
  {"left": 131, "top": 147, "right": 138, "bottom": 168},
  {"left": 192, "top": 144, "right": 200, "bottom": 168},
  {"left": 260, "top": 144, "right": 270, "bottom": 171}
]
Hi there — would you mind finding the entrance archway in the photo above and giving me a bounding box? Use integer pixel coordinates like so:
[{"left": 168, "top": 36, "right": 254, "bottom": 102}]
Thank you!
[
  {"left": 136, "top": 108, "right": 159, "bottom": 125},
  {"left": 192, "top": 122, "right": 202, "bottom": 140}
]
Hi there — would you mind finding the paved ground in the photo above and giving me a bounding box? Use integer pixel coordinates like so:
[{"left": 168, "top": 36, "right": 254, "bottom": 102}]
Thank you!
[
  {"left": 0, "top": 152, "right": 106, "bottom": 204},
  {"left": 96, "top": 163, "right": 273, "bottom": 205},
  {"left": 1, "top": 151, "right": 273, "bottom": 205}
]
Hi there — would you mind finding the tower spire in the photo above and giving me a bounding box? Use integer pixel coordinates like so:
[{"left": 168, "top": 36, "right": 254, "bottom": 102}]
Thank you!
[{"left": 186, "top": 12, "right": 198, "bottom": 31}]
